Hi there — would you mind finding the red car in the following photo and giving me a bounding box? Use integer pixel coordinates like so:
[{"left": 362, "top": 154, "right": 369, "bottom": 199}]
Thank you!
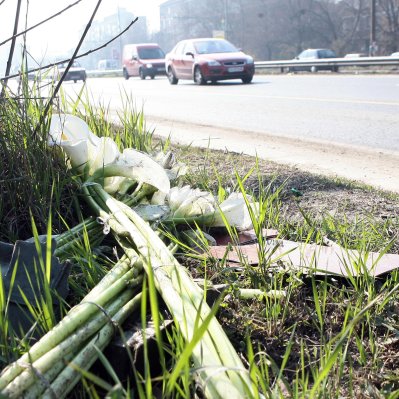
[
  {"left": 165, "top": 38, "right": 255, "bottom": 85},
  {"left": 122, "top": 43, "right": 166, "bottom": 80}
]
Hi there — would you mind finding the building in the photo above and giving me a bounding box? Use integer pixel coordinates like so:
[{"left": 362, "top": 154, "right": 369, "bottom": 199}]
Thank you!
[{"left": 81, "top": 8, "right": 148, "bottom": 69}]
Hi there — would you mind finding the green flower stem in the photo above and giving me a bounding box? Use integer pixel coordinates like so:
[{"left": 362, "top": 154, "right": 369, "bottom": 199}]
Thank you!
[
  {"left": 1, "top": 286, "right": 140, "bottom": 398},
  {"left": 83, "top": 254, "right": 142, "bottom": 303},
  {"left": 21, "top": 352, "right": 76, "bottom": 399},
  {"left": 54, "top": 217, "right": 98, "bottom": 248},
  {"left": 41, "top": 292, "right": 142, "bottom": 399},
  {"left": 90, "top": 184, "right": 255, "bottom": 398},
  {"left": 81, "top": 183, "right": 108, "bottom": 215},
  {"left": 55, "top": 228, "right": 105, "bottom": 259},
  {"left": 162, "top": 213, "right": 216, "bottom": 226},
  {"left": 0, "top": 259, "right": 142, "bottom": 391}
]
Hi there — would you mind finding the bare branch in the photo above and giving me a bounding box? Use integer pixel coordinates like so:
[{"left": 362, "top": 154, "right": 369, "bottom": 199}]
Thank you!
[
  {"left": 1, "top": 17, "right": 138, "bottom": 82},
  {"left": 0, "top": 0, "right": 82, "bottom": 48},
  {"left": 1, "top": 0, "right": 22, "bottom": 98},
  {"left": 34, "top": 0, "right": 105, "bottom": 135}
]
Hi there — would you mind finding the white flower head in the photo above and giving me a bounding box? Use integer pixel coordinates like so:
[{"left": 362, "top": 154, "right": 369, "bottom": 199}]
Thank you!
[
  {"left": 212, "top": 192, "right": 259, "bottom": 231},
  {"left": 151, "top": 150, "right": 187, "bottom": 182},
  {"left": 49, "top": 114, "right": 100, "bottom": 147},
  {"left": 48, "top": 114, "right": 171, "bottom": 194},
  {"left": 167, "top": 186, "right": 216, "bottom": 218},
  {"left": 118, "top": 148, "right": 170, "bottom": 193},
  {"left": 49, "top": 114, "right": 103, "bottom": 171},
  {"left": 59, "top": 139, "right": 91, "bottom": 171},
  {"left": 89, "top": 137, "right": 121, "bottom": 173},
  {"left": 151, "top": 190, "right": 167, "bottom": 205}
]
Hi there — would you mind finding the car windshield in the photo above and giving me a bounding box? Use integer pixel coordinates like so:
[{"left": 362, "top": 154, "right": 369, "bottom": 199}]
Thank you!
[
  {"left": 137, "top": 48, "right": 165, "bottom": 59},
  {"left": 194, "top": 40, "right": 238, "bottom": 54},
  {"left": 59, "top": 61, "right": 80, "bottom": 68},
  {"left": 318, "top": 49, "right": 336, "bottom": 58}
]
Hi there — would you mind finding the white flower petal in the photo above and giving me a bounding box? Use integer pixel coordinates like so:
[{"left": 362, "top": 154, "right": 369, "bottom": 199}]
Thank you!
[
  {"left": 174, "top": 195, "right": 215, "bottom": 218},
  {"left": 89, "top": 137, "right": 121, "bottom": 173},
  {"left": 167, "top": 186, "right": 216, "bottom": 218},
  {"left": 120, "top": 148, "right": 170, "bottom": 193},
  {"left": 151, "top": 150, "right": 175, "bottom": 168},
  {"left": 168, "top": 186, "right": 191, "bottom": 211},
  {"left": 61, "top": 140, "right": 89, "bottom": 171},
  {"left": 104, "top": 176, "right": 126, "bottom": 194},
  {"left": 151, "top": 191, "right": 167, "bottom": 205},
  {"left": 212, "top": 193, "right": 258, "bottom": 231},
  {"left": 49, "top": 114, "right": 92, "bottom": 144}
]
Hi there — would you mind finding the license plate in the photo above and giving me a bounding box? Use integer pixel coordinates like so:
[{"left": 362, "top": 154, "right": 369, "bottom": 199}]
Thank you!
[
  {"left": 157, "top": 67, "right": 165, "bottom": 71},
  {"left": 228, "top": 66, "right": 244, "bottom": 72}
]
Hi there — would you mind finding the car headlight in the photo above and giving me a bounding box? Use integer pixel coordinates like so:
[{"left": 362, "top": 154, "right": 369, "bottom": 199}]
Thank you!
[
  {"left": 146, "top": 63, "right": 153, "bottom": 68},
  {"left": 246, "top": 57, "right": 254, "bottom": 64},
  {"left": 207, "top": 60, "right": 221, "bottom": 66}
]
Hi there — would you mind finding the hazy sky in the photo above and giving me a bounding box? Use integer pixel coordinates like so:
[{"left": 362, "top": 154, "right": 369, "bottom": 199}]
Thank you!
[{"left": 0, "top": 0, "right": 166, "bottom": 72}]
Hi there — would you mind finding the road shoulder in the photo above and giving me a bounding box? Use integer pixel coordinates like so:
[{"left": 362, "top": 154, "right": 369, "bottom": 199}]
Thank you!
[{"left": 147, "top": 117, "right": 399, "bottom": 194}]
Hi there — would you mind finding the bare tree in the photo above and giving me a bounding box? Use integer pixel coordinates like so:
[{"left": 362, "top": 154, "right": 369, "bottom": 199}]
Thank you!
[
  {"left": 336, "top": 0, "right": 369, "bottom": 54},
  {"left": 378, "top": 0, "right": 399, "bottom": 53},
  {"left": 157, "top": 0, "right": 398, "bottom": 60}
]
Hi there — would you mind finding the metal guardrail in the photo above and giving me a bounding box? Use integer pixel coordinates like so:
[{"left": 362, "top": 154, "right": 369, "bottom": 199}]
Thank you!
[
  {"left": 254, "top": 55, "right": 399, "bottom": 71},
  {"left": 85, "top": 56, "right": 399, "bottom": 78},
  {"left": 86, "top": 69, "right": 123, "bottom": 78}
]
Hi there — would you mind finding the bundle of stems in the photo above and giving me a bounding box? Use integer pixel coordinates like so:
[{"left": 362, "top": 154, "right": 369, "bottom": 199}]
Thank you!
[
  {"left": 0, "top": 169, "right": 256, "bottom": 397},
  {"left": 53, "top": 217, "right": 104, "bottom": 259},
  {"left": 0, "top": 252, "right": 144, "bottom": 398},
  {"left": 83, "top": 182, "right": 256, "bottom": 398}
]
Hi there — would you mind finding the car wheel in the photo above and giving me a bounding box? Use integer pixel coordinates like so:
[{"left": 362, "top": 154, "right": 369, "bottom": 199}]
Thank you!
[
  {"left": 150, "top": 75, "right": 155, "bottom": 79},
  {"left": 139, "top": 69, "right": 146, "bottom": 80},
  {"left": 310, "top": 66, "right": 318, "bottom": 73},
  {"left": 74, "top": 79, "right": 77, "bottom": 83},
  {"left": 167, "top": 67, "right": 178, "bottom": 85},
  {"left": 194, "top": 66, "right": 206, "bottom": 85},
  {"left": 241, "top": 76, "right": 253, "bottom": 84},
  {"left": 123, "top": 69, "right": 129, "bottom": 80}
]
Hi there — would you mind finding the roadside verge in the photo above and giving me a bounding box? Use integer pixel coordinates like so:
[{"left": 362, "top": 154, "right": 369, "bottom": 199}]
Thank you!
[{"left": 146, "top": 116, "right": 399, "bottom": 194}]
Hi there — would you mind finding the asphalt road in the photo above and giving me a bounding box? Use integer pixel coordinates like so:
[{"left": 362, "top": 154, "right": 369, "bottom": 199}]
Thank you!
[
  {"left": 61, "top": 74, "right": 399, "bottom": 192},
  {"left": 64, "top": 74, "right": 399, "bottom": 150}
]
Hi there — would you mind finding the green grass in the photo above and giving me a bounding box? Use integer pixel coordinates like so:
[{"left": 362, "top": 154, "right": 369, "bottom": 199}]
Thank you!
[{"left": 0, "top": 75, "right": 399, "bottom": 398}]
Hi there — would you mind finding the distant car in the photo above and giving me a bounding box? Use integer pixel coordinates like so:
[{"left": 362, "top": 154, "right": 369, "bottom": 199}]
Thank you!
[
  {"left": 289, "top": 48, "right": 338, "bottom": 73},
  {"left": 122, "top": 43, "right": 166, "bottom": 80},
  {"left": 58, "top": 61, "right": 86, "bottom": 83},
  {"left": 391, "top": 52, "right": 399, "bottom": 57},
  {"left": 165, "top": 38, "right": 255, "bottom": 85}
]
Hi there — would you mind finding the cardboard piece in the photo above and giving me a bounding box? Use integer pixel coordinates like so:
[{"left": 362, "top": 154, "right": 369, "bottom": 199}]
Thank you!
[
  {"left": 208, "top": 239, "right": 399, "bottom": 277},
  {"left": 212, "top": 228, "right": 278, "bottom": 246}
]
